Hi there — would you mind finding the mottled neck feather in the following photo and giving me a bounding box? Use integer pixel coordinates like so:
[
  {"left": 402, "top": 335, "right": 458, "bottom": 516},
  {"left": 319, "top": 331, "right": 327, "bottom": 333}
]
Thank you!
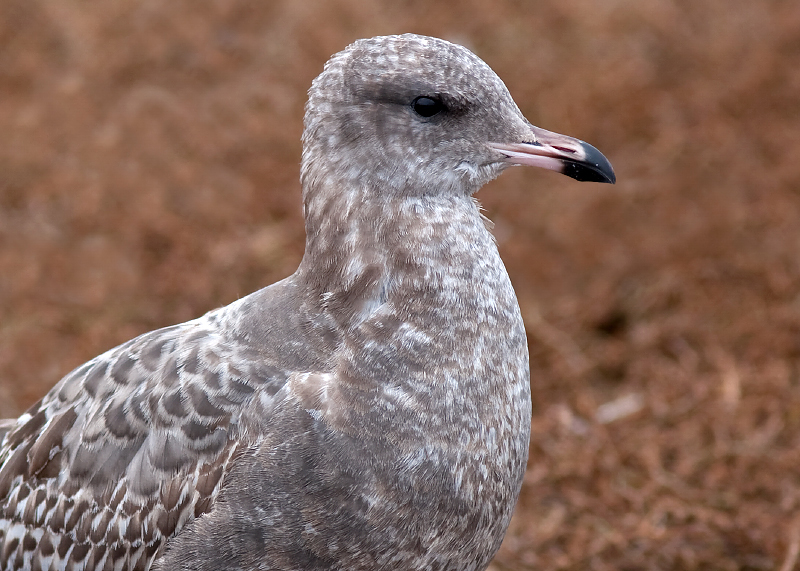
[
  {"left": 296, "top": 180, "right": 498, "bottom": 324},
  {"left": 292, "top": 179, "right": 528, "bottom": 453}
]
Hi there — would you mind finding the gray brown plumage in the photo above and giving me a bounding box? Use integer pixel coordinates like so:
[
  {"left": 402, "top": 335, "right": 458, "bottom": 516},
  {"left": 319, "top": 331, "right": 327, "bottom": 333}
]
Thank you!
[{"left": 0, "top": 34, "right": 614, "bottom": 571}]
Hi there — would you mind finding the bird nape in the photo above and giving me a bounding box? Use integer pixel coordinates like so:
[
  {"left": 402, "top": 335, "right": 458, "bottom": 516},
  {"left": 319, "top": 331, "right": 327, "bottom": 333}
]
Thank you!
[{"left": 0, "top": 34, "right": 614, "bottom": 571}]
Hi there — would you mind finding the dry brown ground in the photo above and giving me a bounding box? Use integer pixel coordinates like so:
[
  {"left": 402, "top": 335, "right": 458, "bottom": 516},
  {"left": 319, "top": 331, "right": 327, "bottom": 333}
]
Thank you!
[{"left": 1, "top": 1, "right": 799, "bottom": 569}]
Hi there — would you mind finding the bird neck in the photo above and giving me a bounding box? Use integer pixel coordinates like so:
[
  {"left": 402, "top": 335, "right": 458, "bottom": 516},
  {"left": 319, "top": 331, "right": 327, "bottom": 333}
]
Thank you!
[
  {"left": 292, "top": 183, "right": 530, "bottom": 453},
  {"left": 296, "top": 186, "right": 501, "bottom": 320}
]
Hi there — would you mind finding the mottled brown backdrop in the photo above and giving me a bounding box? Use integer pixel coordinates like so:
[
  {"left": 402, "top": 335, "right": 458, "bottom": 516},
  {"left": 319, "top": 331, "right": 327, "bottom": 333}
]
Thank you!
[{"left": 1, "top": 1, "right": 799, "bottom": 569}]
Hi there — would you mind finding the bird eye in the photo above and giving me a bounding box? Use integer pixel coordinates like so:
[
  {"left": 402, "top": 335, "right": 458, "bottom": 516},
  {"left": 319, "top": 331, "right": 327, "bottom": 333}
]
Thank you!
[{"left": 412, "top": 96, "right": 446, "bottom": 118}]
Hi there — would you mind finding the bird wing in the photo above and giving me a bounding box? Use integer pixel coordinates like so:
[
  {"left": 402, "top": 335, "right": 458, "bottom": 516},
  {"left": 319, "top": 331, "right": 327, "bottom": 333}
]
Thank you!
[{"left": 0, "top": 307, "right": 292, "bottom": 571}]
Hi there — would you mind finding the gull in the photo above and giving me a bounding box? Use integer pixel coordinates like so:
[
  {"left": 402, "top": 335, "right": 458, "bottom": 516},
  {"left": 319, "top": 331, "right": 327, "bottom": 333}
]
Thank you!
[{"left": 0, "top": 33, "right": 614, "bottom": 571}]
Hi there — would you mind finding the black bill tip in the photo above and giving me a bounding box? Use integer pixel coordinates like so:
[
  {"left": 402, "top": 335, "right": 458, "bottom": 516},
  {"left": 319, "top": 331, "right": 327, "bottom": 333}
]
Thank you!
[{"left": 563, "top": 141, "right": 616, "bottom": 184}]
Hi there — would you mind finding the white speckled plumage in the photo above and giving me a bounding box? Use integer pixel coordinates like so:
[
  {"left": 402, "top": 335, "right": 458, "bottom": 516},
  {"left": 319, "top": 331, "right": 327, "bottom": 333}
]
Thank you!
[{"left": 0, "top": 34, "right": 614, "bottom": 571}]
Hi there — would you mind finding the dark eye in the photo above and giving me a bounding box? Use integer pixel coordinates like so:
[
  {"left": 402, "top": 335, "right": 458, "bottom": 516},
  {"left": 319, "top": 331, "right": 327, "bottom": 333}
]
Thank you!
[{"left": 412, "top": 96, "right": 446, "bottom": 118}]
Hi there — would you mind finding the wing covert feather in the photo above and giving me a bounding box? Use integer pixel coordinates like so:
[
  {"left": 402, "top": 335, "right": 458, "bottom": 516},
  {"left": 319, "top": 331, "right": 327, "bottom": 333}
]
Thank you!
[{"left": 0, "top": 308, "right": 292, "bottom": 570}]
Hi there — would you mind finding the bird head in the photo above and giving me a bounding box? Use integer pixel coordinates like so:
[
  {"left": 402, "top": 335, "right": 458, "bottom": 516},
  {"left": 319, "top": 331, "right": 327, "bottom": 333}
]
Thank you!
[{"left": 301, "top": 34, "right": 614, "bottom": 205}]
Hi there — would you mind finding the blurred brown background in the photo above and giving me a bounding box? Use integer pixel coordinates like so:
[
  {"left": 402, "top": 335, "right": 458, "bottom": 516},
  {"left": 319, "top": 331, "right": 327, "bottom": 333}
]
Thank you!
[{"left": 1, "top": 0, "right": 799, "bottom": 569}]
